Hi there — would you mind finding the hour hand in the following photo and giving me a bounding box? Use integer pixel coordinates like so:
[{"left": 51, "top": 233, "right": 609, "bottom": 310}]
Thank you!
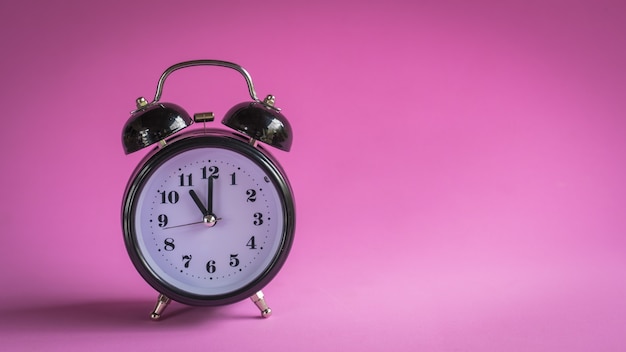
[{"left": 189, "top": 190, "right": 208, "bottom": 215}]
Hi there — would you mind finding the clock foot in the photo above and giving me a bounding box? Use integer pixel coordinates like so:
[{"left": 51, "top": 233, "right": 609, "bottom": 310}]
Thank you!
[
  {"left": 250, "top": 291, "right": 272, "bottom": 318},
  {"left": 150, "top": 293, "right": 171, "bottom": 320}
]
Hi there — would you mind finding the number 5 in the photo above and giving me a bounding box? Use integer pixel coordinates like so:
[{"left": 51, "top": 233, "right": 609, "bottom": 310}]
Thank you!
[{"left": 230, "top": 254, "right": 240, "bottom": 267}]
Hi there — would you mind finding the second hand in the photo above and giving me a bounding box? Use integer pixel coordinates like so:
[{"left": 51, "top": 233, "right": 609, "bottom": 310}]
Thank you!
[
  {"left": 163, "top": 221, "right": 205, "bottom": 230},
  {"left": 163, "top": 216, "right": 223, "bottom": 230}
]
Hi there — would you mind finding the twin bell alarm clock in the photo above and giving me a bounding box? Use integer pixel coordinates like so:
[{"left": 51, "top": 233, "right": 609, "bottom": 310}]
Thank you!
[{"left": 120, "top": 60, "right": 295, "bottom": 320}]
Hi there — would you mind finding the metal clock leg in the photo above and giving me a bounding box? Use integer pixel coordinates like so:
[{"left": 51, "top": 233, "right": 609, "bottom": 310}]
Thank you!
[
  {"left": 150, "top": 293, "right": 171, "bottom": 320},
  {"left": 250, "top": 291, "right": 272, "bottom": 318}
]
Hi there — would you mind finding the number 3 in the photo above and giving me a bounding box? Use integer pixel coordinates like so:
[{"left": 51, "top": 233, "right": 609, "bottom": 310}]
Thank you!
[{"left": 253, "top": 212, "right": 263, "bottom": 226}]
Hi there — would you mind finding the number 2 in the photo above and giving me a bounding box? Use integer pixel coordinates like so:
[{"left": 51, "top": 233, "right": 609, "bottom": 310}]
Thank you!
[{"left": 246, "top": 189, "right": 257, "bottom": 202}]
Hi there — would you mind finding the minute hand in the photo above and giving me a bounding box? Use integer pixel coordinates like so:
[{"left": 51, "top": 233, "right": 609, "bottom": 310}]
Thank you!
[{"left": 207, "top": 175, "right": 214, "bottom": 215}]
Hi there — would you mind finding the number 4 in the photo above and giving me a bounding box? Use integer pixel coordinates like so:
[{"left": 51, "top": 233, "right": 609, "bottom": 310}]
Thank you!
[{"left": 246, "top": 236, "right": 257, "bottom": 249}]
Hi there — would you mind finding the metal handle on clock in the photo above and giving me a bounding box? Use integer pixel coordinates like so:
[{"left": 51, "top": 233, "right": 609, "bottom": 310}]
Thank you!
[{"left": 151, "top": 60, "right": 261, "bottom": 104}]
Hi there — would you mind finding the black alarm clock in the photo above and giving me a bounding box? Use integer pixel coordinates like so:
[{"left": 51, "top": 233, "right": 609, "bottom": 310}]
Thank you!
[{"left": 121, "top": 60, "right": 295, "bottom": 320}]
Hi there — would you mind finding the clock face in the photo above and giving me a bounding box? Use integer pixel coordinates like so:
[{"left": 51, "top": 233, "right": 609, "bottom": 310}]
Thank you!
[{"left": 123, "top": 133, "right": 294, "bottom": 304}]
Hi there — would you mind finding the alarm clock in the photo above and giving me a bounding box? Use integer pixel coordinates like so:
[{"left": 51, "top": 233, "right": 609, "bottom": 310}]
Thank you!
[{"left": 121, "top": 60, "right": 295, "bottom": 320}]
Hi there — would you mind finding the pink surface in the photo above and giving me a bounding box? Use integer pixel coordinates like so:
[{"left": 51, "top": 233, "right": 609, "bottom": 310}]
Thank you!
[{"left": 1, "top": 0, "right": 625, "bottom": 350}]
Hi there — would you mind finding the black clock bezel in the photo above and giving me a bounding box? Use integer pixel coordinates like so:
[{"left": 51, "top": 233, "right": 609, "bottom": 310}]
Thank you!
[{"left": 122, "top": 129, "right": 295, "bottom": 306}]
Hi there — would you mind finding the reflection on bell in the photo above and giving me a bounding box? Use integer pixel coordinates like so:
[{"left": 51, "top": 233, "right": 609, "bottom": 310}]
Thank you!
[
  {"left": 222, "top": 99, "right": 292, "bottom": 151},
  {"left": 122, "top": 101, "right": 193, "bottom": 154}
]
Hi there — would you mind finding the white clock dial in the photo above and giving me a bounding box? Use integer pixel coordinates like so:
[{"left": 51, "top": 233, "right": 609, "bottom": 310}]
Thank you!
[{"left": 131, "top": 146, "right": 285, "bottom": 296}]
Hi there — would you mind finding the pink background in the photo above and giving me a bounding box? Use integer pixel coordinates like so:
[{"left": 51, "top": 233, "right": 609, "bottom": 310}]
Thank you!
[{"left": 1, "top": 0, "right": 625, "bottom": 350}]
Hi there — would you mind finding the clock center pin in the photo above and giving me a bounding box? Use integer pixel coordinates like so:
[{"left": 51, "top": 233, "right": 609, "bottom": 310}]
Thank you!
[{"left": 203, "top": 214, "right": 218, "bottom": 227}]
